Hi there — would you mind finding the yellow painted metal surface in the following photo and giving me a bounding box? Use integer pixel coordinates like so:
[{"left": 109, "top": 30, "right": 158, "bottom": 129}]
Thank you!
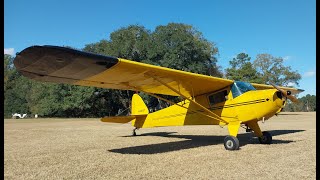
[
  {"left": 68, "top": 54, "right": 291, "bottom": 138},
  {"left": 131, "top": 94, "right": 149, "bottom": 115},
  {"left": 101, "top": 116, "right": 136, "bottom": 123},
  {"left": 132, "top": 100, "right": 220, "bottom": 128},
  {"left": 66, "top": 54, "right": 294, "bottom": 138},
  {"left": 108, "top": 86, "right": 286, "bottom": 136},
  {"left": 125, "top": 87, "right": 286, "bottom": 139},
  {"left": 231, "top": 89, "right": 284, "bottom": 122},
  {"left": 75, "top": 58, "right": 233, "bottom": 97},
  {"left": 227, "top": 121, "right": 241, "bottom": 137},
  {"left": 247, "top": 121, "right": 263, "bottom": 137},
  {"left": 96, "top": 72, "right": 293, "bottom": 140}
]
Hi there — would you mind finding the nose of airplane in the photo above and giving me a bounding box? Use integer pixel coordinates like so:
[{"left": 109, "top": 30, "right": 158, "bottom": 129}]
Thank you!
[{"left": 273, "top": 90, "right": 285, "bottom": 108}]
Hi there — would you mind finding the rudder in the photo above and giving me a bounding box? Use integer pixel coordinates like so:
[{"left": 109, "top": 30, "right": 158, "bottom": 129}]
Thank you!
[{"left": 131, "top": 94, "right": 149, "bottom": 115}]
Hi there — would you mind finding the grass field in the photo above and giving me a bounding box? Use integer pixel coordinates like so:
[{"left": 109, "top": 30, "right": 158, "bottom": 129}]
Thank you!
[{"left": 4, "top": 112, "right": 316, "bottom": 179}]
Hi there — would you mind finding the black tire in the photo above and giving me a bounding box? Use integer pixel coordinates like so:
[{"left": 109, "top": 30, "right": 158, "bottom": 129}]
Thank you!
[
  {"left": 258, "top": 131, "right": 272, "bottom": 144},
  {"left": 224, "top": 136, "right": 240, "bottom": 150}
]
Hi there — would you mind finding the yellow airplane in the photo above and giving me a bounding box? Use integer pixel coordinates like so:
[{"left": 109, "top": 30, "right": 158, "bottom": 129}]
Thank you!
[{"left": 14, "top": 45, "right": 304, "bottom": 150}]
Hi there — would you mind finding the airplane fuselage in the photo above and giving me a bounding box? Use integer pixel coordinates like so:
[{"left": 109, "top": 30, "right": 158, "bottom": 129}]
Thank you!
[{"left": 132, "top": 82, "right": 285, "bottom": 128}]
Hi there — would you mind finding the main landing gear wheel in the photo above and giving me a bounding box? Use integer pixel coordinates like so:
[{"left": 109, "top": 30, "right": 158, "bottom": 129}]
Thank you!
[
  {"left": 258, "top": 131, "right": 272, "bottom": 144},
  {"left": 224, "top": 136, "right": 240, "bottom": 150}
]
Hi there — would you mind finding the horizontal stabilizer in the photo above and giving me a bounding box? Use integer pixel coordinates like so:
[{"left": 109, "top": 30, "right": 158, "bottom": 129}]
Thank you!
[{"left": 101, "top": 115, "right": 136, "bottom": 123}]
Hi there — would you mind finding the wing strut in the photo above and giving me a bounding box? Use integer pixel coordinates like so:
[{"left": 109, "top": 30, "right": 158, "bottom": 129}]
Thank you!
[{"left": 147, "top": 74, "right": 228, "bottom": 124}]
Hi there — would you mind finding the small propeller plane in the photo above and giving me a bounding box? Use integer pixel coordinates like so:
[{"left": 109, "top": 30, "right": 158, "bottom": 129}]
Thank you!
[{"left": 14, "top": 45, "right": 304, "bottom": 150}]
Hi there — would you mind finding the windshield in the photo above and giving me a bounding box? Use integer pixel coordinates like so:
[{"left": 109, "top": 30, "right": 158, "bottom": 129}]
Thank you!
[{"left": 231, "top": 81, "right": 256, "bottom": 98}]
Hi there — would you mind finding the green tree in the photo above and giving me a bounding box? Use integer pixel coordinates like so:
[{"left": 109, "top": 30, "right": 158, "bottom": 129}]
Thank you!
[
  {"left": 146, "top": 23, "right": 223, "bottom": 108},
  {"left": 26, "top": 82, "right": 98, "bottom": 117},
  {"left": 302, "top": 94, "right": 316, "bottom": 111},
  {"left": 4, "top": 54, "right": 15, "bottom": 93},
  {"left": 147, "top": 23, "right": 222, "bottom": 77},
  {"left": 253, "top": 54, "right": 301, "bottom": 86},
  {"left": 4, "top": 54, "right": 32, "bottom": 117},
  {"left": 225, "top": 53, "right": 263, "bottom": 83},
  {"left": 83, "top": 25, "right": 151, "bottom": 115},
  {"left": 4, "top": 75, "right": 32, "bottom": 117},
  {"left": 284, "top": 94, "right": 316, "bottom": 112},
  {"left": 84, "top": 25, "right": 151, "bottom": 61}
]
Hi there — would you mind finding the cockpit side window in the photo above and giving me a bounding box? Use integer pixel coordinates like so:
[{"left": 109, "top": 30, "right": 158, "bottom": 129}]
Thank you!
[
  {"left": 208, "top": 90, "right": 228, "bottom": 106},
  {"left": 231, "top": 84, "right": 242, "bottom": 98}
]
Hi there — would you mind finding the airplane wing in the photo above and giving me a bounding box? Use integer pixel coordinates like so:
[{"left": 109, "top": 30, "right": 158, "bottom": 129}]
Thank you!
[
  {"left": 251, "top": 83, "right": 304, "bottom": 95},
  {"left": 14, "top": 45, "right": 234, "bottom": 97}
]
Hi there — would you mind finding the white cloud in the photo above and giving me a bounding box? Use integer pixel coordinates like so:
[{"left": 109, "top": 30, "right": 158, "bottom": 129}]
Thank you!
[
  {"left": 4, "top": 48, "right": 15, "bottom": 56},
  {"left": 283, "top": 56, "right": 291, "bottom": 61},
  {"left": 287, "top": 82, "right": 295, "bottom": 87},
  {"left": 303, "top": 71, "right": 316, "bottom": 77}
]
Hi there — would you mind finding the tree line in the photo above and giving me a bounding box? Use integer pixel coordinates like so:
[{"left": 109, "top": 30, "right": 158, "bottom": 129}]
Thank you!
[{"left": 3, "top": 23, "right": 315, "bottom": 118}]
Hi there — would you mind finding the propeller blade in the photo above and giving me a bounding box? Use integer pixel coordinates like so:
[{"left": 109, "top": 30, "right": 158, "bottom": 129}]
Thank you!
[
  {"left": 270, "top": 82, "right": 298, "bottom": 103},
  {"left": 288, "top": 96, "right": 298, "bottom": 102}
]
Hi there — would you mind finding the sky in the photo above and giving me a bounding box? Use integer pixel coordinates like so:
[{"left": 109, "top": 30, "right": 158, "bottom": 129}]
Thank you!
[{"left": 4, "top": 0, "right": 316, "bottom": 97}]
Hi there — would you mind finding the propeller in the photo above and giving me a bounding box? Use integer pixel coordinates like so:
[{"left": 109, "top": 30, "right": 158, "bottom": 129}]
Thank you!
[{"left": 270, "top": 82, "right": 298, "bottom": 103}]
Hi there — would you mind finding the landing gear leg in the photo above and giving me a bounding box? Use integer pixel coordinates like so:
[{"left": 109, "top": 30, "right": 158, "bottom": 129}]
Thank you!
[
  {"left": 132, "top": 127, "right": 138, "bottom": 136},
  {"left": 224, "top": 121, "right": 241, "bottom": 150}
]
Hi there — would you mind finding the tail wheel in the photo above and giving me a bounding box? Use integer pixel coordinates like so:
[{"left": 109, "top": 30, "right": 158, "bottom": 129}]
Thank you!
[
  {"left": 132, "top": 127, "right": 138, "bottom": 136},
  {"left": 258, "top": 131, "right": 272, "bottom": 144},
  {"left": 224, "top": 136, "right": 240, "bottom": 150}
]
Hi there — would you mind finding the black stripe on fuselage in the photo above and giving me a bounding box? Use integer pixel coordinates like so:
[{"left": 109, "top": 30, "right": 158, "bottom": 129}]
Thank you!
[
  {"left": 188, "top": 99, "right": 267, "bottom": 114},
  {"left": 209, "top": 99, "right": 267, "bottom": 111},
  {"left": 13, "top": 45, "right": 119, "bottom": 84}
]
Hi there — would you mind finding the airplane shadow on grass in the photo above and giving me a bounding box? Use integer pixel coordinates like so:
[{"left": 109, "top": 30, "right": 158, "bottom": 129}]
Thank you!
[{"left": 108, "top": 130, "right": 305, "bottom": 154}]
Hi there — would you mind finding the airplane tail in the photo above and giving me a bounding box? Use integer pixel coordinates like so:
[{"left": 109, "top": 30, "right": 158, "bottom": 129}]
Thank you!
[{"left": 131, "top": 93, "right": 149, "bottom": 115}]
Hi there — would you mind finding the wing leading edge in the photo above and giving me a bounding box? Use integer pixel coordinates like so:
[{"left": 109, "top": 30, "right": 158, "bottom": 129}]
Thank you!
[{"left": 14, "top": 45, "right": 234, "bottom": 97}]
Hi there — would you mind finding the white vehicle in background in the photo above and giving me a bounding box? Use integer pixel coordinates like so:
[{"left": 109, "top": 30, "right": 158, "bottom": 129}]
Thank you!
[{"left": 12, "top": 113, "right": 27, "bottom": 119}]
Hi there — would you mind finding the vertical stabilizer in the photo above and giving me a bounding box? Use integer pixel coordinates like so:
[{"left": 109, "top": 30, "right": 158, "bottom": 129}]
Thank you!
[{"left": 131, "top": 94, "right": 149, "bottom": 115}]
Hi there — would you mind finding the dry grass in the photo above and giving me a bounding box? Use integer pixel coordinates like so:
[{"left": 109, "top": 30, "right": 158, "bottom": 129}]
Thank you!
[{"left": 4, "top": 112, "right": 316, "bottom": 179}]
